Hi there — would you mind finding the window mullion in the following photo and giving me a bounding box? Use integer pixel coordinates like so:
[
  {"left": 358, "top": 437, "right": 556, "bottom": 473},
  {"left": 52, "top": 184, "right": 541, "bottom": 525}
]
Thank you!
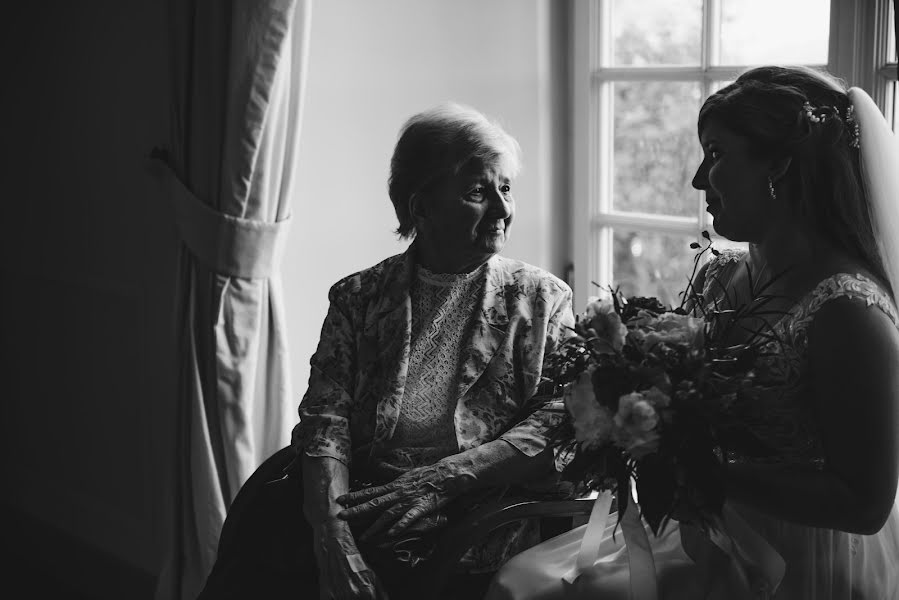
[
  {"left": 572, "top": 0, "right": 597, "bottom": 306},
  {"left": 593, "top": 213, "right": 700, "bottom": 235},
  {"left": 699, "top": 0, "right": 719, "bottom": 235}
]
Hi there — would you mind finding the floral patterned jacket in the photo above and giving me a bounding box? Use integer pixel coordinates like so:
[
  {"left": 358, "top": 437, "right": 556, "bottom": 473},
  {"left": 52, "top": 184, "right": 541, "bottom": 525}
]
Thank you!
[{"left": 292, "top": 249, "right": 575, "bottom": 474}]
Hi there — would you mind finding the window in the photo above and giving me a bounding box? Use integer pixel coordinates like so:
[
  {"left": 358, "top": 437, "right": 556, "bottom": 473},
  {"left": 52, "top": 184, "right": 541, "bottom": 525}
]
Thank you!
[
  {"left": 881, "top": 2, "right": 898, "bottom": 131},
  {"left": 570, "top": 0, "right": 898, "bottom": 306}
]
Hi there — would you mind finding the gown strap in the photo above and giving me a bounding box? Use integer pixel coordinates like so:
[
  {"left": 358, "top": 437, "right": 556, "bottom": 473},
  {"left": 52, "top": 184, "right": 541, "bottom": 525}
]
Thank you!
[{"left": 801, "top": 273, "right": 899, "bottom": 329}]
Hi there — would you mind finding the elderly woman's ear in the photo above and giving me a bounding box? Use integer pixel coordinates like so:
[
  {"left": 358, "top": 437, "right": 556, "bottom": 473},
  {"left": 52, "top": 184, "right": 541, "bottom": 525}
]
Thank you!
[{"left": 409, "top": 193, "right": 428, "bottom": 230}]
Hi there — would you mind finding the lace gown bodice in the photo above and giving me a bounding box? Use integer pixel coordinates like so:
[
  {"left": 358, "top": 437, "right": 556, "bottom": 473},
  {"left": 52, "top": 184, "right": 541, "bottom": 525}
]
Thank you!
[
  {"left": 488, "top": 250, "right": 899, "bottom": 600},
  {"left": 700, "top": 249, "right": 899, "bottom": 599}
]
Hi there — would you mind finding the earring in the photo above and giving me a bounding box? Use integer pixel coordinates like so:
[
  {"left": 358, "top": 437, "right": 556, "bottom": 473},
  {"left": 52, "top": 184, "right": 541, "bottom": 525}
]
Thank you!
[{"left": 767, "top": 177, "right": 777, "bottom": 201}]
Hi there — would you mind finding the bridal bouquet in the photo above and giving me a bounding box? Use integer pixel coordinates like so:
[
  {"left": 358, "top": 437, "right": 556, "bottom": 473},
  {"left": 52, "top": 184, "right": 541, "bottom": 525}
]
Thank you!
[{"left": 546, "top": 232, "right": 781, "bottom": 535}]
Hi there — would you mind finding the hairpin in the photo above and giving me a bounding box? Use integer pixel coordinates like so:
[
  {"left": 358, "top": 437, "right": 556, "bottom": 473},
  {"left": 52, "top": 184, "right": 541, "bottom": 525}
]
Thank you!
[{"left": 845, "top": 105, "right": 860, "bottom": 149}]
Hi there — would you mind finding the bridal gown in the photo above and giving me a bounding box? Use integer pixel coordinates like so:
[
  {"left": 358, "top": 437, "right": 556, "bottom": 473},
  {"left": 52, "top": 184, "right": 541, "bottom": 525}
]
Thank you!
[{"left": 488, "top": 249, "right": 899, "bottom": 600}]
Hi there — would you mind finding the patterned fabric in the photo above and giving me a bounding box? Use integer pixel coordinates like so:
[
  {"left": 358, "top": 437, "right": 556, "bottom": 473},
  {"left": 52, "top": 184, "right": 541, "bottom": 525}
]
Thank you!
[
  {"left": 293, "top": 248, "right": 574, "bottom": 468},
  {"left": 292, "top": 247, "right": 575, "bottom": 571}
]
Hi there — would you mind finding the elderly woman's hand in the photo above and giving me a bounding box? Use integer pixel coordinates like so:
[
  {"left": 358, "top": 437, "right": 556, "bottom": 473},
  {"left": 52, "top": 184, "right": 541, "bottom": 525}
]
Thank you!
[
  {"left": 336, "top": 458, "right": 477, "bottom": 542},
  {"left": 313, "top": 519, "right": 390, "bottom": 600}
]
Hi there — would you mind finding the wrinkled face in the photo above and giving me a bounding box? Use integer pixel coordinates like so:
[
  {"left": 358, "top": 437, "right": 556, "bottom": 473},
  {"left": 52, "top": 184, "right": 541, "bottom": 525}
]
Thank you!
[
  {"left": 691, "top": 118, "right": 775, "bottom": 242},
  {"left": 416, "top": 156, "right": 515, "bottom": 271}
]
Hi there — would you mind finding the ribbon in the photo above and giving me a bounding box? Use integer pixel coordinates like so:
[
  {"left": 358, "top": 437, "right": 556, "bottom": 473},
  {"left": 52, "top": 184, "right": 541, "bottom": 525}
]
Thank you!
[
  {"left": 562, "top": 484, "right": 658, "bottom": 600},
  {"left": 561, "top": 491, "right": 783, "bottom": 599},
  {"left": 563, "top": 490, "right": 614, "bottom": 584},
  {"left": 619, "top": 494, "right": 659, "bottom": 600},
  {"left": 706, "top": 504, "right": 786, "bottom": 598}
]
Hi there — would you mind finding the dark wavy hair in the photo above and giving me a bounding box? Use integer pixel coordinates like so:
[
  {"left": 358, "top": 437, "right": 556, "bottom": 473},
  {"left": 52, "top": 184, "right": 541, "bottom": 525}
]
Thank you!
[{"left": 699, "top": 65, "right": 889, "bottom": 294}]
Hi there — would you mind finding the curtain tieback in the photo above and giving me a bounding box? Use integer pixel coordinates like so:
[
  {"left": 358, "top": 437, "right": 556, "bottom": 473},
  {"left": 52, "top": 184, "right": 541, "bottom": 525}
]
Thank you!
[{"left": 151, "top": 158, "right": 291, "bottom": 279}]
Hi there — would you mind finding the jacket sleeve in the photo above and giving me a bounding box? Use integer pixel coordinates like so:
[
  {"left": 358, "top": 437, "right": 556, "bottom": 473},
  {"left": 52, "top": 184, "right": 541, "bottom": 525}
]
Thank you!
[
  {"left": 291, "top": 283, "right": 358, "bottom": 466},
  {"left": 499, "top": 282, "right": 576, "bottom": 465}
]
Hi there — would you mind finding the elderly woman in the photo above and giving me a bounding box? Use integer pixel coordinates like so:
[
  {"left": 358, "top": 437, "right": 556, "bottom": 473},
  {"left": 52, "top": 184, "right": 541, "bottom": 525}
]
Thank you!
[{"left": 199, "top": 103, "right": 574, "bottom": 600}]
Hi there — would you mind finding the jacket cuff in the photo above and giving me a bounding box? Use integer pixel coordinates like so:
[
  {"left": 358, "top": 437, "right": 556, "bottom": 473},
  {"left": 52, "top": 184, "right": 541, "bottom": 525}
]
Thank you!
[{"left": 291, "top": 419, "right": 351, "bottom": 466}]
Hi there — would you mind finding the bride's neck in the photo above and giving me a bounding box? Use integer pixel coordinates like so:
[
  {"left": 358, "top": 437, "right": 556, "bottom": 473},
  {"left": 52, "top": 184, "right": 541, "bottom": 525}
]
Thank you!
[{"left": 751, "top": 222, "right": 837, "bottom": 278}]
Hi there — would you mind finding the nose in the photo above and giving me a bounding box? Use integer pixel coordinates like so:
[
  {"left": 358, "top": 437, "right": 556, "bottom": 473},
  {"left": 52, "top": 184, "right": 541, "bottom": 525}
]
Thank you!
[
  {"left": 487, "top": 187, "right": 513, "bottom": 219},
  {"left": 691, "top": 159, "right": 708, "bottom": 191}
]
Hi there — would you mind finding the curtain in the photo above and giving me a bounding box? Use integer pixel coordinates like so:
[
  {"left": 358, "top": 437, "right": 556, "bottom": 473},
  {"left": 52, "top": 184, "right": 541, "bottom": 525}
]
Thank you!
[{"left": 152, "top": 1, "right": 311, "bottom": 598}]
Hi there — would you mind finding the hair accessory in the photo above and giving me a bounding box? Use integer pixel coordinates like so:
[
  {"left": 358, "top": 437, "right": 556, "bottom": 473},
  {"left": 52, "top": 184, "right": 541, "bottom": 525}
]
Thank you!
[
  {"left": 803, "top": 101, "right": 825, "bottom": 123},
  {"left": 767, "top": 176, "right": 777, "bottom": 201},
  {"left": 845, "top": 105, "right": 861, "bottom": 149},
  {"left": 804, "top": 101, "right": 861, "bottom": 149}
]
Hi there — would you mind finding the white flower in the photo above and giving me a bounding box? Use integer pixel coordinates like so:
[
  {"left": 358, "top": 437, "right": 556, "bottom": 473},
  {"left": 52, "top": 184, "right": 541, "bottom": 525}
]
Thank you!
[
  {"left": 643, "top": 386, "right": 671, "bottom": 408},
  {"left": 635, "top": 312, "right": 705, "bottom": 351},
  {"left": 613, "top": 391, "right": 661, "bottom": 458},
  {"left": 583, "top": 295, "right": 627, "bottom": 353},
  {"left": 564, "top": 370, "right": 614, "bottom": 449}
]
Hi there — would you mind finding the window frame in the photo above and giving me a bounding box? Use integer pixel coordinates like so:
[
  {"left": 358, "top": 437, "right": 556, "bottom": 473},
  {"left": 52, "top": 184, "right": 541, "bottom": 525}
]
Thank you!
[{"left": 570, "top": 0, "right": 898, "bottom": 307}]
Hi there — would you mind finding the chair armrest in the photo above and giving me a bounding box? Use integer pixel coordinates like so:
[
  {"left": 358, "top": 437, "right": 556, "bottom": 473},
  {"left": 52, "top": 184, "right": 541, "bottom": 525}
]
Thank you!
[{"left": 426, "top": 498, "right": 597, "bottom": 598}]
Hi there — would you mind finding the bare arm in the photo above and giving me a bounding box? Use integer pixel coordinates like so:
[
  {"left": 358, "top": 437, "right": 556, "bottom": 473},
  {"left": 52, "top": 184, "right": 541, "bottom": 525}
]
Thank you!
[{"left": 724, "top": 298, "right": 899, "bottom": 534}]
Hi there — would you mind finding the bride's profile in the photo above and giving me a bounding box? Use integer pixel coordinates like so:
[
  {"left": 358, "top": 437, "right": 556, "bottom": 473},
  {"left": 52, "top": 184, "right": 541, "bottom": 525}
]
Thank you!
[{"left": 488, "top": 65, "right": 899, "bottom": 599}]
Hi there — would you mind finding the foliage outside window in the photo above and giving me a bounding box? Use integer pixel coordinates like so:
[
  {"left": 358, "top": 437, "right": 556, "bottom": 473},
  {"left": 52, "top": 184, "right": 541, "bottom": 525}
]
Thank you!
[{"left": 570, "top": 0, "right": 897, "bottom": 307}]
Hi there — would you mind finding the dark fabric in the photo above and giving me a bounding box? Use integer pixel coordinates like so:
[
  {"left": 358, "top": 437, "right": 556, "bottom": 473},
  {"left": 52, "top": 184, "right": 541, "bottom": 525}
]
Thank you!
[{"left": 197, "top": 456, "right": 496, "bottom": 600}]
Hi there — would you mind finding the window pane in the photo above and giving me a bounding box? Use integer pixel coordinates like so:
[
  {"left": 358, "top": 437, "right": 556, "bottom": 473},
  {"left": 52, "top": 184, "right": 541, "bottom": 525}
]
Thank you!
[
  {"left": 719, "top": 0, "right": 830, "bottom": 66},
  {"left": 890, "top": 2, "right": 896, "bottom": 64},
  {"left": 613, "top": 81, "right": 703, "bottom": 217},
  {"left": 611, "top": 0, "right": 702, "bottom": 66},
  {"left": 889, "top": 81, "right": 898, "bottom": 134},
  {"left": 711, "top": 80, "right": 734, "bottom": 94},
  {"left": 612, "top": 229, "right": 701, "bottom": 308}
]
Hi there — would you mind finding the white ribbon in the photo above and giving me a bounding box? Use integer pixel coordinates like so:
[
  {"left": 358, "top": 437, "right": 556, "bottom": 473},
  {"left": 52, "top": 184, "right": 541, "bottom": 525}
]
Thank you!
[
  {"left": 563, "top": 490, "right": 614, "bottom": 584},
  {"left": 561, "top": 491, "right": 783, "bottom": 599},
  {"left": 619, "top": 496, "right": 659, "bottom": 600},
  {"left": 562, "top": 485, "right": 658, "bottom": 600},
  {"left": 707, "top": 505, "right": 786, "bottom": 598}
]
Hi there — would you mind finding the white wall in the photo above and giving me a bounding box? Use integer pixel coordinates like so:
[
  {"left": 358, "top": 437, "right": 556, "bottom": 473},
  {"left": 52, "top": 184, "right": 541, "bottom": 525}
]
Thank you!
[{"left": 284, "top": 0, "right": 565, "bottom": 409}]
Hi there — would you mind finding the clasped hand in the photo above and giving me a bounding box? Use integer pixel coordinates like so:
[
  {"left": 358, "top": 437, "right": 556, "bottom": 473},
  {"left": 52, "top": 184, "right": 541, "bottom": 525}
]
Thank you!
[{"left": 336, "top": 459, "right": 476, "bottom": 542}]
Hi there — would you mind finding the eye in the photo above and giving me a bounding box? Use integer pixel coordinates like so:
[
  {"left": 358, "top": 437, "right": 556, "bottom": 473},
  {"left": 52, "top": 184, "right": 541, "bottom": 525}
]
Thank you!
[
  {"left": 500, "top": 184, "right": 512, "bottom": 195},
  {"left": 466, "top": 186, "right": 486, "bottom": 201},
  {"left": 708, "top": 148, "right": 721, "bottom": 161}
]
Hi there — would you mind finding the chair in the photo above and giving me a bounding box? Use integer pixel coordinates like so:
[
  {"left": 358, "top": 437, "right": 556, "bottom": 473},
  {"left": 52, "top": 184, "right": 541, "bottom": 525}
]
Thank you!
[
  {"left": 424, "top": 495, "right": 596, "bottom": 599},
  {"left": 213, "top": 445, "right": 297, "bottom": 563},
  {"left": 215, "top": 447, "right": 596, "bottom": 600}
]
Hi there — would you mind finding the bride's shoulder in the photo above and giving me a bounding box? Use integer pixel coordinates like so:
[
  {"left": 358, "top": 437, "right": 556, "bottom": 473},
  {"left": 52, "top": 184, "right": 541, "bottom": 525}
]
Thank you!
[
  {"left": 693, "top": 248, "right": 746, "bottom": 297},
  {"left": 806, "top": 269, "right": 898, "bottom": 328}
]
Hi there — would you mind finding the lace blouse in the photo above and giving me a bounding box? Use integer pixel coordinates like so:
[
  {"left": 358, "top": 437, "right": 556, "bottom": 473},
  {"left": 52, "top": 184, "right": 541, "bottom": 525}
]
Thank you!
[{"left": 384, "top": 264, "right": 487, "bottom": 464}]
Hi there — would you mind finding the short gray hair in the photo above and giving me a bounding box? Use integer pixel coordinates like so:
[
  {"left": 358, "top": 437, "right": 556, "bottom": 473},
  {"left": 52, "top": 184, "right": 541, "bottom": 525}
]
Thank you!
[{"left": 388, "top": 102, "right": 522, "bottom": 239}]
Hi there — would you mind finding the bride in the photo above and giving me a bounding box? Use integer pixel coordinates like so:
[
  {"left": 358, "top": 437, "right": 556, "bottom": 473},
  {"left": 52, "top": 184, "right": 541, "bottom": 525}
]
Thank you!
[{"left": 488, "top": 66, "right": 899, "bottom": 599}]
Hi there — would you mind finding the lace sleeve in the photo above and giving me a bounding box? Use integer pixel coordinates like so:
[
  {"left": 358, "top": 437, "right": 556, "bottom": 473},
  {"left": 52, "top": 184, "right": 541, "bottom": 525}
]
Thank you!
[{"left": 701, "top": 248, "right": 746, "bottom": 300}]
